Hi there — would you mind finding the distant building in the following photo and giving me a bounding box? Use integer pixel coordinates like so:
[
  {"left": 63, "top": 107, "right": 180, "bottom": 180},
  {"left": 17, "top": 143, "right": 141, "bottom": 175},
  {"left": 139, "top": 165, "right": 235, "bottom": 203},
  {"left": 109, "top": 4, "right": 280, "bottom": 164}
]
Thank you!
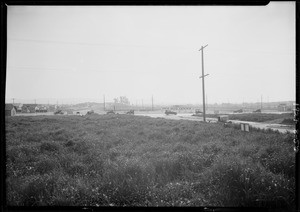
[
  {"left": 278, "top": 104, "right": 287, "bottom": 112},
  {"left": 13, "top": 103, "right": 22, "bottom": 113},
  {"left": 5, "top": 104, "right": 17, "bottom": 116},
  {"left": 48, "top": 105, "right": 56, "bottom": 112},
  {"left": 22, "top": 104, "right": 37, "bottom": 113}
]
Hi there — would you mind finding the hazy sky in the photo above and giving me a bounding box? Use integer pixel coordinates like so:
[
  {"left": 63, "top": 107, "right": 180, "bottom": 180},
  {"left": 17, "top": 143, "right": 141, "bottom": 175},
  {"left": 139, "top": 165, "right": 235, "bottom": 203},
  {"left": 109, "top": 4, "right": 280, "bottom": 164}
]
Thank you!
[{"left": 6, "top": 3, "right": 295, "bottom": 105}]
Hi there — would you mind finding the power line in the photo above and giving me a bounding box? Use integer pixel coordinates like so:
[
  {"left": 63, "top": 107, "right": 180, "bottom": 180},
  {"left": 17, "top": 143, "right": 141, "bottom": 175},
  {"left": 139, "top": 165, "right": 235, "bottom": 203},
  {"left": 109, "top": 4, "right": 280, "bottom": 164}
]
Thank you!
[{"left": 8, "top": 38, "right": 192, "bottom": 50}]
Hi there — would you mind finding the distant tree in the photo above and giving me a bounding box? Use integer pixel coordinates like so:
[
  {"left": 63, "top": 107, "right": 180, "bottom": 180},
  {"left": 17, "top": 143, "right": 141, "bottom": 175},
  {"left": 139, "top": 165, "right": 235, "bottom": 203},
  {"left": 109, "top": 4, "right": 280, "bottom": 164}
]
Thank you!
[
  {"left": 119, "top": 96, "right": 130, "bottom": 105},
  {"left": 113, "top": 98, "right": 119, "bottom": 104}
]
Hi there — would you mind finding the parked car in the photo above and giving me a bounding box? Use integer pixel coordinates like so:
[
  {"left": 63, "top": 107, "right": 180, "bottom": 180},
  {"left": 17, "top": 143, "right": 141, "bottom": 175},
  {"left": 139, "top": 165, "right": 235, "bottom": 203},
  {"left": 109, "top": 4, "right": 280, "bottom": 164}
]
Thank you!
[
  {"left": 253, "top": 109, "right": 261, "bottom": 113},
  {"left": 106, "top": 110, "right": 115, "bottom": 114},
  {"left": 54, "top": 110, "right": 64, "bottom": 115},
  {"left": 165, "top": 110, "right": 177, "bottom": 115},
  {"left": 192, "top": 109, "right": 202, "bottom": 116},
  {"left": 234, "top": 109, "right": 243, "bottom": 113},
  {"left": 218, "top": 115, "right": 229, "bottom": 122},
  {"left": 126, "top": 110, "right": 134, "bottom": 115},
  {"left": 86, "top": 110, "right": 94, "bottom": 115},
  {"left": 195, "top": 109, "right": 202, "bottom": 114}
]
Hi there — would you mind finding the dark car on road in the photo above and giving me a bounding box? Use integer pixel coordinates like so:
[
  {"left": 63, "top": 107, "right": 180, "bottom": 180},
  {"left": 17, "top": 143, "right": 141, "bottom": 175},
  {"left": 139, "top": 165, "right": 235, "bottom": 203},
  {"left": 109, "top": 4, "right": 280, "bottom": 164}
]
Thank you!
[
  {"left": 86, "top": 110, "right": 94, "bottom": 115},
  {"left": 234, "top": 109, "right": 243, "bottom": 113},
  {"left": 106, "top": 110, "right": 115, "bottom": 114},
  {"left": 165, "top": 110, "right": 177, "bottom": 115},
  {"left": 126, "top": 110, "right": 134, "bottom": 115},
  {"left": 54, "top": 110, "right": 64, "bottom": 115}
]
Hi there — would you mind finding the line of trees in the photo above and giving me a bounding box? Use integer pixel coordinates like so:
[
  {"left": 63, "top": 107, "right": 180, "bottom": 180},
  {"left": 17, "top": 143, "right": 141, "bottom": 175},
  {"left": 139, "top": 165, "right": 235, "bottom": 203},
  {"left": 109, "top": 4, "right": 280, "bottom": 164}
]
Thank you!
[{"left": 113, "top": 96, "right": 130, "bottom": 105}]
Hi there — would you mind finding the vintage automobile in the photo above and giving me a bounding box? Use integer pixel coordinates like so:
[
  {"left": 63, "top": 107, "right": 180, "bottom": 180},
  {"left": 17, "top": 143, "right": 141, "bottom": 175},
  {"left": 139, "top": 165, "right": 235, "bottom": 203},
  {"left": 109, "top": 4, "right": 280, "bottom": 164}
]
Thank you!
[
  {"left": 54, "top": 110, "right": 64, "bottom": 115},
  {"left": 192, "top": 109, "right": 202, "bottom": 116},
  {"left": 126, "top": 110, "right": 134, "bottom": 115},
  {"left": 253, "top": 109, "right": 261, "bottom": 113},
  {"left": 165, "top": 110, "right": 177, "bottom": 115},
  {"left": 106, "top": 110, "right": 115, "bottom": 114},
  {"left": 233, "top": 109, "right": 243, "bottom": 113},
  {"left": 86, "top": 110, "right": 94, "bottom": 115}
]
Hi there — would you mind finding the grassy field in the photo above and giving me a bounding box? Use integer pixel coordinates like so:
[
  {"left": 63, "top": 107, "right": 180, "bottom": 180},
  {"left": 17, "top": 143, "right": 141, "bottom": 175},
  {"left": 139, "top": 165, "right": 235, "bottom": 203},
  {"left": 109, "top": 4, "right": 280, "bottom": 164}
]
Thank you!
[
  {"left": 207, "top": 113, "right": 294, "bottom": 125},
  {"left": 5, "top": 114, "right": 295, "bottom": 209}
]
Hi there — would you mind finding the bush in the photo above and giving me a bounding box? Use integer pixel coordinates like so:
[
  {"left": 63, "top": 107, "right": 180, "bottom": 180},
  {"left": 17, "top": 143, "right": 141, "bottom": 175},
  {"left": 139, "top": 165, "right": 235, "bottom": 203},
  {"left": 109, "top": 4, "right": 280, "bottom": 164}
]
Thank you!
[
  {"left": 40, "top": 141, "right": 60, "bottom": 153},
  {"left": 20, "top": 174, "right": 57, "bottom": 206},
  {"left": 35, "top": 157, "right": 58, "bottom": 175},
  {"left": 196, "top": 156, "right": 295, "bottom": 209}
]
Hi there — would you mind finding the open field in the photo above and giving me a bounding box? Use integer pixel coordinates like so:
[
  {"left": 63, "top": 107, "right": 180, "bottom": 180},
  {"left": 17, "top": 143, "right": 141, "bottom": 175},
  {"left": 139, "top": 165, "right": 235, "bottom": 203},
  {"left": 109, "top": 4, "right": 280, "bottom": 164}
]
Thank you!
[{"left": 5, "top": 114, "right": 295, "bottom": 209}]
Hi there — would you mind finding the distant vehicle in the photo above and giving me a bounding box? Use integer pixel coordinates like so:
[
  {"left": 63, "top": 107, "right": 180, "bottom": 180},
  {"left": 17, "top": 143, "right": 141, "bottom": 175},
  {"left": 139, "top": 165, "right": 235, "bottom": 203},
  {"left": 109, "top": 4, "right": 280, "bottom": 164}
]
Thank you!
[
  {"left": 106, "top": 110, "right": 115, "bottom": 114},
  {"left": 86, "top": 110, "right": 94, "bottom": 115},
  {"left": 195, "top": 109, "right": 202, "bottom": 114},
  {"left": 126, "top": 110, "right": 134, "bottom": 115},
  {"left": 54, "top": 110, "right": 64, "bottom": 115},
  {"left": 253, "top": 109, "right": 261, "bottom": 113},
  {"left": 218, "top": 115, "right": 229, "bottom": 122},
  {"left": 192, "top": 109, "right": 202, "bottom": 116},
  {"left": 234, "top": 109, "right": 243, "bottom": 113},
  {"left": 165, "top": 110, "right": 177, "bottom": 115}
]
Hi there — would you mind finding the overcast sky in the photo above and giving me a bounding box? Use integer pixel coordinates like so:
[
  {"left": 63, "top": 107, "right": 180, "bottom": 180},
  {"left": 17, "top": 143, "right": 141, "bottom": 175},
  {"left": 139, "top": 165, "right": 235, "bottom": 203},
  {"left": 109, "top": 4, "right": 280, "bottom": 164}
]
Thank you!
[{"left": 6, "top": 3, "right": 295, "bottom": 105}]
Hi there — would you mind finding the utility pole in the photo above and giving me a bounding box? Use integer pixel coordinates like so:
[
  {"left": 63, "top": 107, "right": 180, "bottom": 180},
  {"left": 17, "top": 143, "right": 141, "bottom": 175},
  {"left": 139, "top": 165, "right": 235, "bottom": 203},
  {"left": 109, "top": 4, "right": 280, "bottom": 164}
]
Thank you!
[
  {"left": 261, "top": 95, "right": 263, "bottom": 110},
  {"left": 152, "top": 95, "right": 154, "bottom": 111},
  {"left": 12, "top": 98, "right": 15, "bottom": 104},
  {"left": 103, "top": 95, "right": 106, "bottom": 111},
  {"left": 199, "top": 44, "right": 209, "bottom": 122}
]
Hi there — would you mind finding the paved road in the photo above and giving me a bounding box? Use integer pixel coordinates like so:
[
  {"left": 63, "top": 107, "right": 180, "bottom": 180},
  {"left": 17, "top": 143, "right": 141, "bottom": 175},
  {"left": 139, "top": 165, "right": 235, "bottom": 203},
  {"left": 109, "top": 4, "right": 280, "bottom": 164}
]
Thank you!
[
  {"left": 135, "top": 113, "right": 295, "bottom": 134},
  {"left": 14, "top": 111, "right": 295, "bottom": 134}
]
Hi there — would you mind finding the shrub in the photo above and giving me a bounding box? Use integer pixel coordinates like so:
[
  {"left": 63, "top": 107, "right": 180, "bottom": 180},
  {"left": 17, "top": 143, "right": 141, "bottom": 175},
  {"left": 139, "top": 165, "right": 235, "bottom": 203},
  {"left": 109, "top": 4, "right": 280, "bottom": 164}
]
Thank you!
[
  {"left": 40, "top": 141, "right": 60, "bottom": 153},
  {"left": 71, "top": 141, "right": 90, "bottom": 155},
  {"left": 35, "top": 157, "right": 58, "bottom": 175},
  {"left": 65, "top": 162, "right": 86, "bottom": 177},
  {"left": 20, "top": 174, "right": 57, "bottom": 206},
  {"left": 196, "top": 156, "right": 294, "bottom": 209}
]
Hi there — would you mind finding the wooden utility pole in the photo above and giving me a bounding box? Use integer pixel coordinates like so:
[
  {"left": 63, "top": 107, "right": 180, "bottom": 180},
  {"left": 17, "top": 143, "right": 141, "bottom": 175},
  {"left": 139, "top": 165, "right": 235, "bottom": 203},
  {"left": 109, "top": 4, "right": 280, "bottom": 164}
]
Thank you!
[
  {"left": 152, "top": 95, "right": 154, "bottom": 111},
  {"left": 12, "top": 98, "right": 15, "bottom": 104},
  {"left": 199, "top": 44, "right": 209, "bottom": 122},
  {"left": 261, "top": 95, "right": 263, "bottom": 110},
  {"left": 103, "top": 95, "right": 106, "bottom": 111}
]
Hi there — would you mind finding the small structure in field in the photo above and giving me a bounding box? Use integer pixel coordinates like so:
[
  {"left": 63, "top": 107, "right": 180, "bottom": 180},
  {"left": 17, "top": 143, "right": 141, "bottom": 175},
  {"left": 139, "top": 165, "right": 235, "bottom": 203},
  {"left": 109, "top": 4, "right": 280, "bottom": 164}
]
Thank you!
[
  {"left": 240, "top": 123, "right": 250, "bottom": 132},
  {"left": 5, "top": 104, "right": 17, "bottom": 116},
  {"left": 218, "top": 115, "right": 229, "bottom": 122}
]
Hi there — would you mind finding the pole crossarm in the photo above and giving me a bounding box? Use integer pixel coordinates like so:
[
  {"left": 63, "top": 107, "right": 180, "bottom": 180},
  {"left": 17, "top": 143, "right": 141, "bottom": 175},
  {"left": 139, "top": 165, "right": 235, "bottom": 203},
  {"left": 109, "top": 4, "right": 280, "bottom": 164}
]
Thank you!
[
  {"left": 199, "top": 74, "right": 209, "bottom": 79},
  {"left": 199, "top": 44, "right": 208, "bottom": 51}
]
